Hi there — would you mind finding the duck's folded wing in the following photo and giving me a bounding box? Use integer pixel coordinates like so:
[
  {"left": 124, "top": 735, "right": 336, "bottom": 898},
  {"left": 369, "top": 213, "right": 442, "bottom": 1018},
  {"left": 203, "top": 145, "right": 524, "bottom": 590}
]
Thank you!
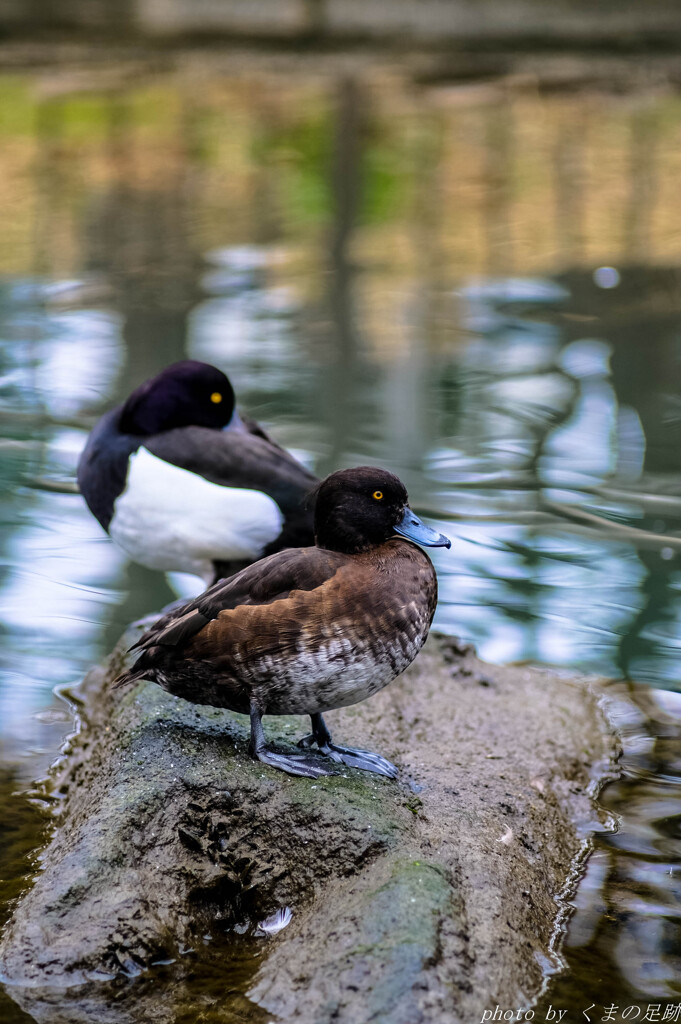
[
  {"left": 239, "top": 413, "right": 280, "bottom": 446},
  {"left": 128, "top": 546, "right": 346, "bottom": 656},
  {"left": 144, "top": 425, "right": 317, "bottom": 516}
]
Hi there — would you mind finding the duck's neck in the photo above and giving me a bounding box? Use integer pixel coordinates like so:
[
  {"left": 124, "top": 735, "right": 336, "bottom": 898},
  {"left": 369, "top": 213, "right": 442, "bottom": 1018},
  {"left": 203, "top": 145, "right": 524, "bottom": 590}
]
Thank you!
[{"left": 315, "top": 523, "right": 387, "bottom": 555}]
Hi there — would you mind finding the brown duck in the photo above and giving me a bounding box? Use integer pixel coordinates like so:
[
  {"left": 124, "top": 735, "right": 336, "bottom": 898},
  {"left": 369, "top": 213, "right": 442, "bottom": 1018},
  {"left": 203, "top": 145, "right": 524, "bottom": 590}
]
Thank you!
[{"left": 116, "top": 466, "right": 451, "bottom": 779}]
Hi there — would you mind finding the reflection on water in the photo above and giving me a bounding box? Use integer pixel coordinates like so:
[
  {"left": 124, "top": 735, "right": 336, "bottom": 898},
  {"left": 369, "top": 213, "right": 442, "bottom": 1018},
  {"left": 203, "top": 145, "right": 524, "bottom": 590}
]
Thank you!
[
  {"left": 537, "top": 686, "right": 681, "bottom": 1009},
  {"left": 1, "top": 54, "right": 681, "bottom": 1019}
]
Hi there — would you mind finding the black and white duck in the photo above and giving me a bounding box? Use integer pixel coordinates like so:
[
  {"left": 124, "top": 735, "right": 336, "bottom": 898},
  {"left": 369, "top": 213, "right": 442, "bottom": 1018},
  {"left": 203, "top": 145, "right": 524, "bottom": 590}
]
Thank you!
[{"left": 77, "top": 360, "right": 318, "bottom": 583}]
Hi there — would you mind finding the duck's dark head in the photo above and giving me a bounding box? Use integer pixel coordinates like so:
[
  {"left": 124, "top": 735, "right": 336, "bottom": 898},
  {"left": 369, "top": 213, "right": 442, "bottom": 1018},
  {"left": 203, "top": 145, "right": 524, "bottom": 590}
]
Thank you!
[
  {"left": 119, "top": 361, "right": 236, "bottom": 436},
  {"left": 314, "top": 466, "right": 451, "bottom": 555}
]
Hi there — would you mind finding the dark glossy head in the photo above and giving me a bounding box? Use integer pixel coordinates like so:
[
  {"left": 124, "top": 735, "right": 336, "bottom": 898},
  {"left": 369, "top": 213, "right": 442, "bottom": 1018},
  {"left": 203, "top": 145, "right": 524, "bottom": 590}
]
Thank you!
[
  {"left": 314, "top": 466, "right": 451, "bottom": 554},
  {"left": 118, "top": 361, "right": 236, "bottom": 437}
]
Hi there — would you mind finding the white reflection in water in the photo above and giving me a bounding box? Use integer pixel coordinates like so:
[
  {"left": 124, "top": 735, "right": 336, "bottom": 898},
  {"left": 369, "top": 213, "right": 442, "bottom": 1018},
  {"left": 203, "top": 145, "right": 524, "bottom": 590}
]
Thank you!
[
  {"left": 616, "top": 405, "right": 646, "bottom": 481},
  {"left": 558, "top": 337, "right": 612, "bottom": 379},
  {"left": 2, "top": 492, "right": 124, "bottom": 638},
  {"left": 436, "top": 525, "right": 646, "bottom": 669},
  {"left": 187, "top": 295, "right": 299, "bottom": 386},
  {"left": 33, "top": 309, "right": 123, "bottom": 417},
  {"left": 205, "top": 245, "right": 272, "bottom": 272},
  {"left": 544, "top": 384, "right": 617, "bottom": 481},
  {"left": 0, "top": 422, "right": 126, "bottom": 747},
  {"left": 461, "top": 277, "right": 570, "bottom": 305},
  {"left": 593, "top": 266, "right": 621, "bottom": 290},
  {"left": 565, "top": 849, "right": 611, "bottom": 949}
]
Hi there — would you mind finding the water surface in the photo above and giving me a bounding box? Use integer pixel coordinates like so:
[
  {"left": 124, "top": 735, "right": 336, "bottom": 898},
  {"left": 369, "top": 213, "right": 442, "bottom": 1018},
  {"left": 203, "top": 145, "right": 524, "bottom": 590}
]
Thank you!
[{"left": 1, "top": 50, "right": 681, "bottom": 1020}]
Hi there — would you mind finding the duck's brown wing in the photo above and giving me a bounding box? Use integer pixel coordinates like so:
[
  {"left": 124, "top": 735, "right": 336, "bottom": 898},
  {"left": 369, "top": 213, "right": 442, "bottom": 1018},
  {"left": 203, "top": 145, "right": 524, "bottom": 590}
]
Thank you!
[
  {"left": 126, "top": 546, "right": 347, "bottom": 660},
  {"left": 183, "top": 541, "right": 438, "bottom": 705}
]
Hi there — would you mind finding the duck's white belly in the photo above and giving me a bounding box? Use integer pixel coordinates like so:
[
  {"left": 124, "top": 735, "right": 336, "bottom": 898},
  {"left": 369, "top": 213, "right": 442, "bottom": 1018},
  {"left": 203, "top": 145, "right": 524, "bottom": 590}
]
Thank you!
[
  {"left": 109, "top": 447, "right": 283, "bottom": 579},
  {"left": 252, "top": 631, "right": 426, "bottom": 716}
]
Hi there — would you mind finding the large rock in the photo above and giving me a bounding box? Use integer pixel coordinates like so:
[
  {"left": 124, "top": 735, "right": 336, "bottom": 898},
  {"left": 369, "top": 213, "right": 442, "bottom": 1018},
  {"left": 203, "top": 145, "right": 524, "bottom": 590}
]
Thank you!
[{"left": 0, "top": 627, "right": 617, "bottom": 1023}]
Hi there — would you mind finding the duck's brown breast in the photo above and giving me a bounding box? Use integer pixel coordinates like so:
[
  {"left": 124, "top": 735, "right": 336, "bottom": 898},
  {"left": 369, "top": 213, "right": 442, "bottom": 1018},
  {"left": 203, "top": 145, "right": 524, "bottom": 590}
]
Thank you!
[{"left": 174, "top": 539, "right": 437, "bottom": 716}]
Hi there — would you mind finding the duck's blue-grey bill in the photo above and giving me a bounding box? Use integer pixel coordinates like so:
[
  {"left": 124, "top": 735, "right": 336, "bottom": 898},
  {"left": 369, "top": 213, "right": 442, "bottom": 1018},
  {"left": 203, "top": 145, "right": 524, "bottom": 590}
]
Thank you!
[{"left": 394, "top": 508, "right": 451, "bottom": 549}]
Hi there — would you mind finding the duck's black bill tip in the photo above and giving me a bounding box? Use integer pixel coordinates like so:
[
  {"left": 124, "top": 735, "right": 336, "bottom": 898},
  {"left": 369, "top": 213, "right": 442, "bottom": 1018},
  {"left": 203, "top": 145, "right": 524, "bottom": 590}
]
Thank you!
[{"left": 394, "top": 508, "right": 452, "bottom": 550}]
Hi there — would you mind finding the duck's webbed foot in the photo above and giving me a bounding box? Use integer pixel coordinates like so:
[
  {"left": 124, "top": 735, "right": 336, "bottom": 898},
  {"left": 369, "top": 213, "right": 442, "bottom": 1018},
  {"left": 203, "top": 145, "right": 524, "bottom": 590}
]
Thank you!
[
  {"left": 249, "top": 706, "right": 333, "bottom": 779},
  {"left": 298, "top": 713, "right": 398, "bottom": 779},
  {"left": 255, "top": 746, "right": 333, "bottom": 779}
]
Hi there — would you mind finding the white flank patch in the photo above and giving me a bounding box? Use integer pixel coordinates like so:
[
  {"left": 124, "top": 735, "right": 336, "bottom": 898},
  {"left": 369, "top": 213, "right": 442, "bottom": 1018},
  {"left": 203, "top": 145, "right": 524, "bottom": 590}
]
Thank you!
[{"left": 109, "top": 447, "right": 283, "bottom": 578}]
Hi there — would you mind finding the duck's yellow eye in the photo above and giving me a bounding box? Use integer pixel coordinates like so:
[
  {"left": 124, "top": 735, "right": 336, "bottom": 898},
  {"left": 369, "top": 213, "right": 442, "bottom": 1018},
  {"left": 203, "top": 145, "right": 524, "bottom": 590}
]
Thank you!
[
  {"left": 373, "top": 490, "right": 384, "bottom": 501},
  {"left": 210, "top": 392, "right": 223, "bottom": 404}
]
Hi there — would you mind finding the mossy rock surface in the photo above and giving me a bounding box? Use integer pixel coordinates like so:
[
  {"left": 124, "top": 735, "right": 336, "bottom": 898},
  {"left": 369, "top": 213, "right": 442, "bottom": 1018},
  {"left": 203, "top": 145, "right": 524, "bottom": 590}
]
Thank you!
[{"left": 0, "top": 627, "right": 617, "bottom": 1023}]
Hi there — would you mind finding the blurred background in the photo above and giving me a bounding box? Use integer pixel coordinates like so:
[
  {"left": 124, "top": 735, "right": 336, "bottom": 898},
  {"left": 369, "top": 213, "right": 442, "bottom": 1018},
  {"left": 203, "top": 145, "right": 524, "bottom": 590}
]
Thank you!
[{"left": 1, "top": 4, "right": 681, "bottom": 1020}]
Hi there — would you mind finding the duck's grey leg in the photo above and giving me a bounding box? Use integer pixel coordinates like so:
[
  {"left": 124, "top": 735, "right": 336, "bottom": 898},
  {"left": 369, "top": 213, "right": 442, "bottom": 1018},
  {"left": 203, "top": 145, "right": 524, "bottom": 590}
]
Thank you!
[
  {"left": 249, "top": 705, "right": 332, "bottom": 779},
  {"left": 298, "top": 712, "right": 398, "bottom": 779}
]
